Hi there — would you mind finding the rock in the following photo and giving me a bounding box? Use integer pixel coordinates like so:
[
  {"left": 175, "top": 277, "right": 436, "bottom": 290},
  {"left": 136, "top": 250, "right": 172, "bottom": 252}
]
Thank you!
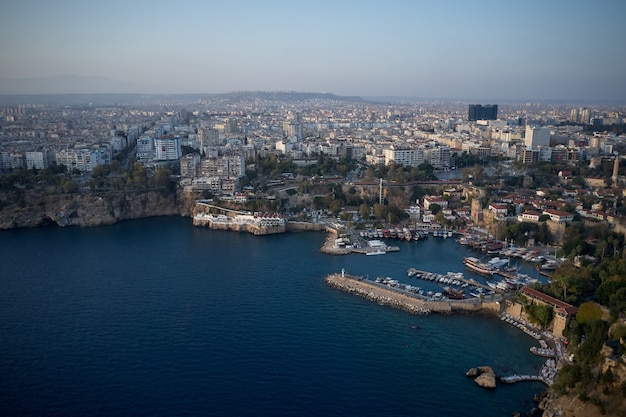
[
  {"left": 0, "top": 191, "right": 181, "bottom": 229},
  {"left": 477, "top": 365, "right": 494, "bottom": 374},
  {"left": 469, "top": 366, "right": 497, "bottom": 389},
  {"left": 474, "top": 371, "right": 497, "bottom": 389}
]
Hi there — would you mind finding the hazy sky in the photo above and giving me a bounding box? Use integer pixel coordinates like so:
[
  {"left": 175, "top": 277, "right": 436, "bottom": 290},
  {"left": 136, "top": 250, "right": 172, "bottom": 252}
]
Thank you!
[{"left": 1, "top": 0, "right": 625, "bottom": 100}]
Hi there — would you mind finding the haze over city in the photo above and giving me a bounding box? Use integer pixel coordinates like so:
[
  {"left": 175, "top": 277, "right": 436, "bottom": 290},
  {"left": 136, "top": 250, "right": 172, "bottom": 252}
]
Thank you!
[{"left": 1, "top": 0, "right": 625, "bottom": 102}]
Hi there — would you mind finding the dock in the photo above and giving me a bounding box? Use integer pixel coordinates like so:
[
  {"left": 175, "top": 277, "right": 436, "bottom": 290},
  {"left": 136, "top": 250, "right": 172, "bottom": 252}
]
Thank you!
[
  {"left": 499, "top": 374, "right": 549, "bottom": 386},
  {"left": 326, "top": 271, "right": 501, "bottom": 315},
  {"left": 407, "top": 268, "right": 501, "bottom": 294}
]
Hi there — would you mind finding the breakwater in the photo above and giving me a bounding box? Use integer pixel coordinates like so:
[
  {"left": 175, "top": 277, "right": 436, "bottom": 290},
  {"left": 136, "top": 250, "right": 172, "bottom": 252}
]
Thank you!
[{"left": 325, "top": 272, "right": 501, "bottom": 315}]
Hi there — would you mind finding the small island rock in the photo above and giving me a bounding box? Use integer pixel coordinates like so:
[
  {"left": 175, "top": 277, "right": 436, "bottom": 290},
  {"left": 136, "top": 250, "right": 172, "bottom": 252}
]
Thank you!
[{"left": 474, "top": 370, "right": 497, "bottom": 389}]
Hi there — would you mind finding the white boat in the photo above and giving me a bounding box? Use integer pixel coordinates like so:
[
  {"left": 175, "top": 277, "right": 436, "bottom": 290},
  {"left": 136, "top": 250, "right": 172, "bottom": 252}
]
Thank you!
[
  {"left": 486, "top": 281, "right": 499, "bottom": 289},
  {"left": 463, "top": 257, "right": 496, "bottom": 275},
  {"left": 366, "top": 249, "right": 386, "bottom": 256}
]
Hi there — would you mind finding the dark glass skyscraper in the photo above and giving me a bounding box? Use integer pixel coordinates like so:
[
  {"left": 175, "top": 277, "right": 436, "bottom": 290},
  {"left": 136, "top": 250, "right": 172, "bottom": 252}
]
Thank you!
[{"left": 468, "top": 104, "right": 498, "bottom": 121}]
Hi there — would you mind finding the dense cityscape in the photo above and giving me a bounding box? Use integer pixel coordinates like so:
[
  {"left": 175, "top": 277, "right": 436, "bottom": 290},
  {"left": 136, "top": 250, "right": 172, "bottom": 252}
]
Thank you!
[{"left": 1, "top": 92, "right": 626, "bottom": 416}]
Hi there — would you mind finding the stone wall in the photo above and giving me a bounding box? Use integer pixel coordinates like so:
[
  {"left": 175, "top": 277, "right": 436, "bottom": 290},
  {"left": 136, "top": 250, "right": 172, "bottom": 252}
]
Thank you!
[
  {"left": 326, "top": 273, "right": 501, "bottom": 315},
  {"left": 286, "top": 221, "right": 327, "bottom": 232}
]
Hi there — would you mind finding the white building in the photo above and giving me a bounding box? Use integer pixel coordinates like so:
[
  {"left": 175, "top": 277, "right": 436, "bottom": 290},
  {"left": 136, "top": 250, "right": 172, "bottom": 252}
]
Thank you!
[
  {"left": 384, "top": 146, "right": 415, "bottom": 166},
  {"left": 180, "top": 153, "right": 201, "bottom": 178},
  {"left": 525, "top": 126, "right": 551, "bottom": 147},
  {"left": 25, "top": 151, "right": 47, "bottom": 169},
  {"left": 155, "top": 136, "right": 181, "bottom": 161},
  {"left": 0, "top": 151, "right": 24, "bottom": 170},
  {"left": 55, "top": 148, "right": 108, "bottom": 172},
  {"left": 137, "top": 136, "right": 155, "bottom": 163},
  {"left": 424, "top": 145, "right": 451, "bottom": 169},
  {"left": 201, "top": 155, "right": 245, "bottom": 179}
]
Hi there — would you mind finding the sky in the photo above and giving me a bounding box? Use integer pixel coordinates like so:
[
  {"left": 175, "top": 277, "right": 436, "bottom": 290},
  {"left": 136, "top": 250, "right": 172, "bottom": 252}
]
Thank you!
[{"left": 1, "top": 0, "right": 625, "bottom": 101}]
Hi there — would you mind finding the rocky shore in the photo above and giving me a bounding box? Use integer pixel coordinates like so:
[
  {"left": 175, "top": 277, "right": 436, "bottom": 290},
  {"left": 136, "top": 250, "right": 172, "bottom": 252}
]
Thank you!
[{"left": 0, "top": 190, "right": 185, "bottom": 229}]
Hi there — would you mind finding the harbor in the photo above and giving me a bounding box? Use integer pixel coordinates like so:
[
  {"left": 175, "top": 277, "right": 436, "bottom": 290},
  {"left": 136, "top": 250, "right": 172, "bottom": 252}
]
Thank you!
[
  {"left": 328, "top": 270, "right": 560, "bottom": 388},
  {"left": 325, "top": 270, "right": 502, "bottom": 315},
  {"left": 324, "top": 232, "right": 564, "bottom": 393}
]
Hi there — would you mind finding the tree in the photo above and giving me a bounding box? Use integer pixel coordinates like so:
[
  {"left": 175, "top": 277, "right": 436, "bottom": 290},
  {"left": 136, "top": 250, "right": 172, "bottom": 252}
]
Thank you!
[
  {"left": 372, "top": 203, "right": 386, "bottom": 220},
  {"left": 359, "top": 203, "right": 370, "bottom": 220},
  {"left": 152, "top": 168, "right": 172, "bottom": 195},
  {"left": 110, "top": 160, "right": 122, "bottom": 174},
  {"left": 576, "top": 302, "right": 603, "bottom": 325},
  {"left": 61, "top": 178, "right": 78, "bottom": 193},
  {"left": 329, "top": 199, "right": 342, "bottom": 216},
  {"left": 526, "top": 302, "right": 554, "bottom": 327},
  {"left": 132, "top": 163, "right": 148, "bottom": 187}
]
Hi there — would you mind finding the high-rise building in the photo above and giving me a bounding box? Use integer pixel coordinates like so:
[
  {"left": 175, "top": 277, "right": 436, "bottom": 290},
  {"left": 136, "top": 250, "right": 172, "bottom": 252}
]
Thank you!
[
  {"left": 524, "top": 126, "right": 551, "bottom": 148},
  {"left": 579, "top": 108, "right": 591, "bottom": 124},
  {"left": 155, "top": 136, "right": 181, "bottom": 161},
  {"left": 468, "top": 104, "right": 498, "bottom": 121}
]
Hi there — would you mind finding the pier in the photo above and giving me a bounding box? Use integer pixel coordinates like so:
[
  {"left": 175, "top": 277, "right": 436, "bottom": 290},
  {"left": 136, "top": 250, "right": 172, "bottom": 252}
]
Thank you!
[
  {"left": 499, "top": 374, "right": 549, "bottom": 386},
  {"left": 326, "top": 271, "right": 501, "bottom": 315},
  {"left": 407, "top": 268, "right": 501, "bottom": 295}
]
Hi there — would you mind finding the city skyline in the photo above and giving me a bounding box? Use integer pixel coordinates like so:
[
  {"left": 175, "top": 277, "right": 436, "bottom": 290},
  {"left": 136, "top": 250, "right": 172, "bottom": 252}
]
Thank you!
[{"left": 1, "top": 0, "right": 625, "bottom": 102}]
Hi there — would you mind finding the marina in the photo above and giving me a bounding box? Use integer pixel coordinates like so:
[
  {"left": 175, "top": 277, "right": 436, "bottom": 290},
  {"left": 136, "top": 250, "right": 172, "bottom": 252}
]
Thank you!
[
  {"left": 326, "top": 270, "right": 502, "bottom": 315},
  {"left": 326, "top": 228, "right": 565, "bottom": 393},
  {"left": 406, "top": 268, "right": 498, "bottom": 298}
]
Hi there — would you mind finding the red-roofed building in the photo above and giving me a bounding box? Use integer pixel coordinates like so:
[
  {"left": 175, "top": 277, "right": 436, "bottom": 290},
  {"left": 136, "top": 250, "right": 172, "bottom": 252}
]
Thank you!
[
  {"left": 423, "top": 196, "right": 448, "bottom": 211},
  {"left": 543, "top": 209, "right": 574, "bottom": 223},
  {"left": 488, "top": 203, "right": 509, "bottom": 219},
  {"left": 521, "top": 287, "right": 578, "bottom": 338}
]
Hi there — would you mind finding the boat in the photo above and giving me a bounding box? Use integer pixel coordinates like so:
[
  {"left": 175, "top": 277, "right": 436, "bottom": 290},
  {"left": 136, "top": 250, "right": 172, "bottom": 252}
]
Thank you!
[
  {"left": 463, "top": 257, "right": 496, "bottom": 275},
  {"left": 442, "top": 286, "right": 465, "bottom": 299},
  {"left": 366, "top": 249, "right": 386, "bottom": 256},
  {"left": 485, "top": 281, "right": 499, "bottom": 289}
]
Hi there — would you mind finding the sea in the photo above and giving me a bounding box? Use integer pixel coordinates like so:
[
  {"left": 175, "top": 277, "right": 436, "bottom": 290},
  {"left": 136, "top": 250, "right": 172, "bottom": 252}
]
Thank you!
[{"left": 0, "top": 216, "right": 547, "bottom": 417}]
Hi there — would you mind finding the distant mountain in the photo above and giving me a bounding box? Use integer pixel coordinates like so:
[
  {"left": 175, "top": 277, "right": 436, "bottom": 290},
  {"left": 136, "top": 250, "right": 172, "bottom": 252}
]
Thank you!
[
  {"left": 214, "top": 91, "right": 368, "bottom": 104},
  {"left": 0, "top": 75, "right": 148, "bottom": 95}
]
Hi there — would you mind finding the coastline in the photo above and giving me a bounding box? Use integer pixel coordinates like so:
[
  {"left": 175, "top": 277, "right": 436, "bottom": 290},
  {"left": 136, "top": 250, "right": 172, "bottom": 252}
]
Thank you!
[{"left": 2, "top": 215, "right": 558, "bottom": 416}]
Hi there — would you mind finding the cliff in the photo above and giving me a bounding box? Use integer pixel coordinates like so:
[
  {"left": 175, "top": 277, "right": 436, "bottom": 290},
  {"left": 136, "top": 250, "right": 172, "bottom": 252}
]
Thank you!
[{"left": 0, "top": 190, "right": 183, "bottom": 229}]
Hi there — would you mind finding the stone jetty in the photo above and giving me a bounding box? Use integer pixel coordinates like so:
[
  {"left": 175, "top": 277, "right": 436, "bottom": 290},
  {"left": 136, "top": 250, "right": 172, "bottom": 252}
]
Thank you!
[{"left": 325, "top": 272, "right": 502, "bottom": 315}]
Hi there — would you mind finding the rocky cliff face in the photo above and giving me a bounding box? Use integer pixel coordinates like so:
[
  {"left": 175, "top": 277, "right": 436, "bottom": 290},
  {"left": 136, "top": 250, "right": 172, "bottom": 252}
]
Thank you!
[{"left": 0, "top": 190, "right": 184, "bottom": 229}]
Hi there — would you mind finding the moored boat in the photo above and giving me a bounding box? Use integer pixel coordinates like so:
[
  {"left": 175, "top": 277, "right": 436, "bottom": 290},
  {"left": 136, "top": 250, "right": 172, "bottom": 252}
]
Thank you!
[{"left": 463, "top": 256, "right": 496, "bottom": 275}]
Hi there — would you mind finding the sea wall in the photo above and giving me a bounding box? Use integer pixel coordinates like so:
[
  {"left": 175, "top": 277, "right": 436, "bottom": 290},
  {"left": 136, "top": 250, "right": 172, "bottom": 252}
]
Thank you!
[
  {"left": 326, "top": 273, "right": 501, "bottom": 315},
  {"left": 192, "top": 217, "right": 286, "bottom": 235},
  {"left": 286, "top": 221, "right": 327, "bottom": 232}
]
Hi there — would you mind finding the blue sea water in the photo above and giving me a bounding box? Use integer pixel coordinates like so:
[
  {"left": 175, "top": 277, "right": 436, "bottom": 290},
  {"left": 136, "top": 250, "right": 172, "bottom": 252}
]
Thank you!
[{"left": 0, "top": 217, "right": 547, "bottom": 416}]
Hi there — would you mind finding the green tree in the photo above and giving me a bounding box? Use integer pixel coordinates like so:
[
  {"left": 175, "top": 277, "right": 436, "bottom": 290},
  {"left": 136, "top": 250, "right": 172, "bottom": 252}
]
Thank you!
[
  {"left": 152, "top": 168, "right": 173, "bottom": 195},
  {"left": 372, "top": 203, "right": 386, "bottom": 220},
  {"left": 526, "top": 302, "right": 554, "bottom": 327},
  {"left": 132, "top": 163, "right": 148, "bottom": 187},
  {"left": 576, "top": 302, "right": 603, "bottom": 325},
  {"left": 110, "top": 160, "right": 122, "bottom": 174},
  {"left": 359, "top": 203, "right": 370, "bottom": 220},
  {"left": 429, "top": 203, "right": 441, "bottom": 215},
  {"left": 329, "top": 199, "right": 342, "bottom": 216},
  {"left": 61, "top": 179, "right": 78, "bottom": 193}
]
